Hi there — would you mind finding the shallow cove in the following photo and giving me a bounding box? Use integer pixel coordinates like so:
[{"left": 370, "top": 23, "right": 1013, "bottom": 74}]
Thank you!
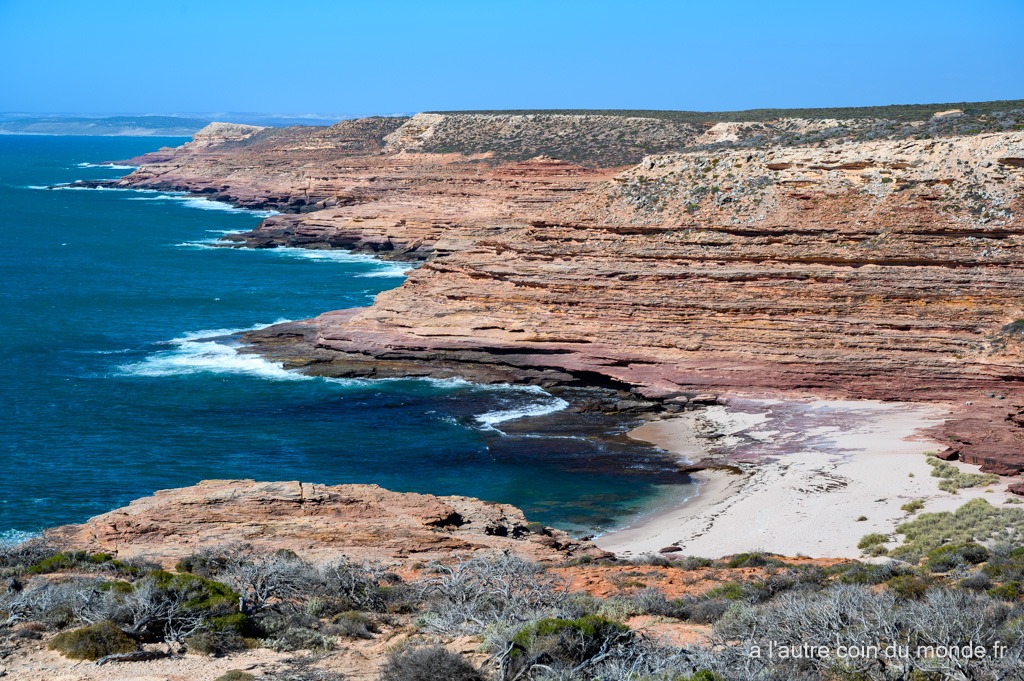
[{"left": 0, "top": 135, "right": 694, "bottom": 541}]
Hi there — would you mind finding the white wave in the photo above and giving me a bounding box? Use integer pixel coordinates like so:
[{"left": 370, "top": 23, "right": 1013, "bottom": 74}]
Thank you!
[
  {"left": 190, "top": 243, "right": 416, "bottom": 277},
  {"left": 358, "top": 262, "right": 414, "bottom": 278},
  {"left": 118, "top": 321, "right": 303, "bottom": 380},
  {"left": 119, "top": 339, "right": 306, "bottom": 381},
  {"left": 179, "top": 197, "right": 279, "bottom": 218},
  {"left": 175, "top": 239, "right": 223, "bottom": 248},
  {"left": 76, "top": 162, "right": 137, "bottom": 169},
  {"left": 126, "top": 193, "right": 279, "bottom": 217},
  {"left": 39, "top": 184, "right": 163, "bottom": 192},
  {"left": 266, "top": 247, "right": 386, "bottom": 264},
  {"left": 126, "top": 193, "right": 187, "bottom": 200},
  {"left": 0, "top": 529, "right": 39, "bottom": 546},
  {"left": 167, "top": 320, "right": 292, "bottom": 342},
  {"left": 475, "top": 392, "right": 569, "bottom": 430}
]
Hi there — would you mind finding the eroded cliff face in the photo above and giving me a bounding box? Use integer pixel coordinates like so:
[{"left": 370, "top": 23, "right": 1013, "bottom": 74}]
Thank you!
[{"left": 114, "top": 110, "right": 1024, "bottom": 473}]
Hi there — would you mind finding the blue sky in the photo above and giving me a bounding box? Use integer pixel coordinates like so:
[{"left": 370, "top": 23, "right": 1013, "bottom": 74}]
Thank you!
[{"left": 1, "top": 0, "right": 1021, "bottom": 114}]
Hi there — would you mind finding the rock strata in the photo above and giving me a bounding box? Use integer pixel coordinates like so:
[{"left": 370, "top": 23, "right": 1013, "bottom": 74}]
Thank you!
[
  {"left": 50, "top": 480, "right": 605, "bottom": 567},
  {"left": 114, "top": 109, "right": 1024, "bottom": 474}
]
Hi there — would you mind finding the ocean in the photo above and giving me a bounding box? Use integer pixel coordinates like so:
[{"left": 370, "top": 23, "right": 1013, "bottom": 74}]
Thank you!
[{"left": 0, "top": 135, "right": 692, "bottom": 543}]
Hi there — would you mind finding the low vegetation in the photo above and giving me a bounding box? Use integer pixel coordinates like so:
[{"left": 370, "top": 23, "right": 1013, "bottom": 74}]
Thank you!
[
  {"left": 415, "top": 101, "right": 1024, "bottom": 165},
  {"left": 927, "top": 456, "right": 1000, "bottom": 493},
  {"left": 5, "top": 537, "right": 1024, "bottom": 679}
]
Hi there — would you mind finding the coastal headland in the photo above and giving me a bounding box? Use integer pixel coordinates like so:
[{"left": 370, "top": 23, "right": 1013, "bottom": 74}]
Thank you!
[{"left": 76, "top": 105, "right": 1024, "bottom": 556}]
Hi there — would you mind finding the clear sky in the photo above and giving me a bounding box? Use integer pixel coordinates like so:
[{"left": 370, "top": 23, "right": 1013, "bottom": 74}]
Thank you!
[{"left": 1, "top": 0, "right": 1021, "bottom": 115}]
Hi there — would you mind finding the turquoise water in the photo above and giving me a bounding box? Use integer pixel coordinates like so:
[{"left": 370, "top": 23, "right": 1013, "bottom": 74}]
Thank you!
[{"left": 0, "top": 136, "right": 690, "bottom": 542}]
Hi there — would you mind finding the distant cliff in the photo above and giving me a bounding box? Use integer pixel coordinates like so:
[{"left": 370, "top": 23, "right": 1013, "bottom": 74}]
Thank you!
[{"left": 114, "top": 102, "right": 1024, "bottom": 474}]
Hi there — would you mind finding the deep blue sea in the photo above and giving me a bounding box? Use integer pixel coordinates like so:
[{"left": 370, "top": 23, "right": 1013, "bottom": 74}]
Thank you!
[{"left": 0, "top": 136, "right": 691, "bottom": 543}]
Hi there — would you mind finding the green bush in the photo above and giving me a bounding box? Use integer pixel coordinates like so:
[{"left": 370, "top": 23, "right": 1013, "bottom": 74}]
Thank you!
[
  {"left": 926, "top": 543, "right": 990, "bottom": 572},
  {"left": 146, "top": 570, "right": 239, "bottom": 611},
  {"left": 686, "top": 673, "right": 725, "bottom": 681},
  {"left": 29, "top": 551, "right": 112, "bottom": 574},
  {"left": 508, "top": 614, "right": 629, "bottom": 672},
  {"left": 723, "top": 552, "right": 789, "bottom": 569},
  {"left": 901, "top": 499, "right": 925, "bottom": 514},
  {"left": 886, "top": 574, "right": 934, "bottom": 600},
  {"left": 927, "top": 457, "right": 999, "bottom": 493},
  {"left": 858, "top": 533, "right": 889, "bottom": 550},
  {"left": 48, "top": 620, "right": 137, "bottom": 660},
  {"left": 704, "top": 581, "right": 766, "bottom": 602},
  {"left": 889, "top": 499, "right": 1024, "bottom": 563},
  {"left": 987, "top": 581, "right": 1022, "bottom": 601},
  {"left": 835, "top": 561, "right": 912, "bottom": 585}
]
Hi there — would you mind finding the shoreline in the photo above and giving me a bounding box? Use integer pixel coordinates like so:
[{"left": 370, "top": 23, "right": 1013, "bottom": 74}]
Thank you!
[{"left": 598, "top": 397, "right": 1016, "bottom": 559}]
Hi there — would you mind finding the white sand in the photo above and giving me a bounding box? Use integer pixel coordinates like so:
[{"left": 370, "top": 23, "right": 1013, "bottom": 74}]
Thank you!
[{"left": 597, "top": 398, "right": 1014, "bottom": 559}]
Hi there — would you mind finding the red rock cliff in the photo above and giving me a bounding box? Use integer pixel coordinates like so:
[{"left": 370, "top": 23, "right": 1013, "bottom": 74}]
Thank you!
[{"left": 114, "top": 109, "right": 1024, "bottom": 474}]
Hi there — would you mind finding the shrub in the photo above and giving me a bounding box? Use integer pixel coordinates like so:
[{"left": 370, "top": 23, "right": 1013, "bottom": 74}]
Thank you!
[
  {"left": 984, "top": 546, "right": 1024, "bottom": 582},
  {"left": 901, "top": 499, "right": 925, "bottom": 514},
  {"left": 926, "top": 543, "right": 990, "bottom": 572},
  {"left": 0, "top": 539, "right": 60, "bottom": 576},
  {"left": 505, "top": 615, "right": 630, "bottom": 675},
  {"left": 686, "top": 598, "right": 732, "bottom": 624},
  {"left": 857, "top": 533, "right": 889, "bottom": 550},
  {"left": 927, "top": 457, "right": 999, "bottom": 493},
  {"left": 214, "top": 673, "right": 255, "bottom": 681},
  {"left": 886, "top": 574, "right": 934, "bottom": 600},
  {"left": 176, "top": 549, "right": 230, "bottom": 578},
  {"left": 988, "top": 581, "right": 1022, "bottom": 601},
  {"left": 676, "top": 556, "right": 714, "bottom": 570},
  {"left": 378, "top": 644, "right": 485, "bottom": 681},
  {"left": 48, "top": 620, "right": 137, "bottom": 660},
  {"left": 266, "top": 626, "right": 335, "bottom": 652},
  {"left": 705, "top": 581, "right": 765, "bottom": 602},
  {"left": 835, "top": 561, "right": 913, "bottom": 585},
  {"left": 629, "top": 588, "right": 690, "bottom": 619},
  {"left": 184, "top": 630, "right": 247, "bottom": 656},
  {"left": 420, "top": 554, "right": 568, "bottom": 634},
  {"left": 958, "top": 570, "right": 992, "bottom": 591},
  {"left": 723, "top": 552, "right": 789, "bottom": 568},
  {"left": 28, "top": 551, "right": 112, "bottom": 574},
  {"left": 330, "top": 610, "right": 378, "bottom": 639},
  {"left": 890, "top": 499, "right": 1024, "bottom": 563}
]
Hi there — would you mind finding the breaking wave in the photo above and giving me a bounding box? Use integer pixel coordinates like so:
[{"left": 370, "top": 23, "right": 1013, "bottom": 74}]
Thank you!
[{"left": 116, "top": 322, "right": 303, "bottom": 380}]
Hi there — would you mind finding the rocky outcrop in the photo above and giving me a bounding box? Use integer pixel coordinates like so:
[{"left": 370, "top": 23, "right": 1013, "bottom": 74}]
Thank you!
[
  {"left": 49, "top": 480, "right": 605, "bottom": 567},
  {"left": 115, "top": 108, "right": 1024, "bottom": 474},
  {"left": 188, "top": 122, "right": 266, "bottom": 147}
]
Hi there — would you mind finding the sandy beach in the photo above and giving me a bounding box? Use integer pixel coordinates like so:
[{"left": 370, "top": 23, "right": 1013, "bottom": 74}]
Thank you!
[{"left": 597, "top": 397, "right": 1015, "bottom": 559}]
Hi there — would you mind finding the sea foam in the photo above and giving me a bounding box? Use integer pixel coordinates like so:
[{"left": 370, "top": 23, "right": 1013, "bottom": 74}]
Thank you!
[
  {"left": 76, "top": 162, "right": 137, "bottom": 170},
  {"left": 127, "top": 193, "right": 279, "bottom": 218},
  {"left": 475, "top": 389, "right": 570, "bottom": 430},
  {"left": 0, "top": 529, "right": 40, "bottom": 546},
  {"left": 118, "top": 322, "right": 303, "bottom": 381},
  {"left": 174, "top": 241, "right": 415, "bottom": 277}
]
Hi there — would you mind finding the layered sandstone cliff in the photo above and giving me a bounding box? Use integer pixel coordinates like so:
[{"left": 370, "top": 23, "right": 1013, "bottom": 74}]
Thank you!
[{"left": 112, "top": 106, "right": 1024, "bottom": 473}]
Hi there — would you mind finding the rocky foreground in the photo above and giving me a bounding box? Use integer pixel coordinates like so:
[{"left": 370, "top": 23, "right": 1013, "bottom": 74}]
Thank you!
[
  {"left": 49, "top": 480, "right": 608, "bottom": 568},
  {"left": 111, "top": 104, "right": 1024, "bottom": 474}
]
